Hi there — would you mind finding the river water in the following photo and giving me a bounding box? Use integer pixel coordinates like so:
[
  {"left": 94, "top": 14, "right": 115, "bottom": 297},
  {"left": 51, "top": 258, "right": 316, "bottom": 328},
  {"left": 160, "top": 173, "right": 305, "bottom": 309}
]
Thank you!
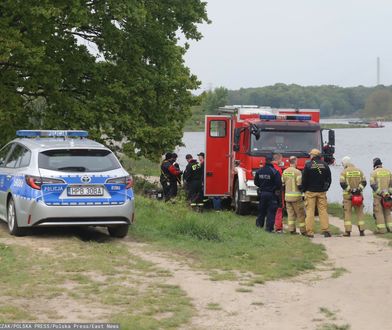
[{"left": 176, "top": 120, "right": 392, "bottom": 212}]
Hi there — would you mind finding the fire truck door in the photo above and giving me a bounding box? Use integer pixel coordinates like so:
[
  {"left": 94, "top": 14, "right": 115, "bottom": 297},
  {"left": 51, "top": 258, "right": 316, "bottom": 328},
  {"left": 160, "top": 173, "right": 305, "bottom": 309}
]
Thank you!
[{"left": 204, "top": 116, "right": 231, "bottom": 196}]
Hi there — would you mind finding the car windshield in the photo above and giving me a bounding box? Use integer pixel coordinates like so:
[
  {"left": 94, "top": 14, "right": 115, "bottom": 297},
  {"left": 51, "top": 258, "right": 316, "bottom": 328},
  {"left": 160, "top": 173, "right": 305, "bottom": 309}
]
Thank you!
[
  {"left": 39, "top": 149, "right": 121, "bottom": 172},
  {"left": 251, "top": 131, "right": 321, "bottom": 155}
]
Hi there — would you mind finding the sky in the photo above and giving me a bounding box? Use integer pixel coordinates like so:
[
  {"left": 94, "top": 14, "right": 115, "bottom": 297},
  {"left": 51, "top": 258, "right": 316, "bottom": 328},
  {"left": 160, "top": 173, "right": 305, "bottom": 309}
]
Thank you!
[{"left": 184, "top": 0, "right": 392, "bottom": 91}]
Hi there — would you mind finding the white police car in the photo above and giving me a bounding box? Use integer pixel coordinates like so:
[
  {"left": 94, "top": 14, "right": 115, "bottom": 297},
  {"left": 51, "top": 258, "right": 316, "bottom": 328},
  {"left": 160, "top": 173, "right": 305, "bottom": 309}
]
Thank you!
[{"left": 0, "top": 130, "right": 135, "bottom": 237}]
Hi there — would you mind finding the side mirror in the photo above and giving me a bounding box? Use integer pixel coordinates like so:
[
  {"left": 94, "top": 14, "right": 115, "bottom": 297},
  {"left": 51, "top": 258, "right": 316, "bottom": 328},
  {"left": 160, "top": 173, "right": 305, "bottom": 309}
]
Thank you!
[
  {"left": 250, "top": 124, "right": 260, "bottom": 140},
  {"left": 233, "top": 128, "right": 241, "bottom": 152},
  {"left": 328, "top": 130, "right": 335, "bottom": 146}
]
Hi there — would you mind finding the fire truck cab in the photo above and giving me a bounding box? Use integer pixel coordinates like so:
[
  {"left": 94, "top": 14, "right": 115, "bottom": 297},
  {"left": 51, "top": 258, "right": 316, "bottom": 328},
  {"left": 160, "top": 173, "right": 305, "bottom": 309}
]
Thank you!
[{"left": 204, "top": 106, "right": 335, "bottom": 214}]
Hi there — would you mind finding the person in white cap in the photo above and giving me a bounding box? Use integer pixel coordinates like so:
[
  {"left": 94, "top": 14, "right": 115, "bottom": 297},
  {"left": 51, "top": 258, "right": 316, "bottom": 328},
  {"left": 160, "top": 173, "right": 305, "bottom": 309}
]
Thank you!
[{"left": 339, "top": 156, "right": 367, "bottom": 236}]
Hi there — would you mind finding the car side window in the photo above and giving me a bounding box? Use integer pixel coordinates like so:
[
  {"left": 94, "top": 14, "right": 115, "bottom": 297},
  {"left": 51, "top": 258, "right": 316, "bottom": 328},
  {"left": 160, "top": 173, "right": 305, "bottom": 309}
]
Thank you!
[
  {"left": 0, "top": 144, "right": 14, "bottom": 167},
  {"left": 18, "top": 148, "right": 31, "bottom": 168},
  {"left": 5, "top": 144, "right": 24, "bottom": 168}
]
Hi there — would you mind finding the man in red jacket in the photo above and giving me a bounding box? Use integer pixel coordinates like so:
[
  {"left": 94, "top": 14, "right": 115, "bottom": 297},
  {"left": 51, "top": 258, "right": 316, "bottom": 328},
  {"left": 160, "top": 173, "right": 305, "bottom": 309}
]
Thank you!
[
  {"left": 273, "top": 153, "right": 283, "bottom": 232},
  {"left": 161, "top": 153, "right": 182, "bottom": 201}
]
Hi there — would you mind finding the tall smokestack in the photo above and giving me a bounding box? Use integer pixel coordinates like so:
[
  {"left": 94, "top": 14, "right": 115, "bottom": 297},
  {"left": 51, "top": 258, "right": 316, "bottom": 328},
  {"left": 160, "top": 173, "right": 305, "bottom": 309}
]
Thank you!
[{"left": 377, "top": 57, "right": 380, "bottom": 85}]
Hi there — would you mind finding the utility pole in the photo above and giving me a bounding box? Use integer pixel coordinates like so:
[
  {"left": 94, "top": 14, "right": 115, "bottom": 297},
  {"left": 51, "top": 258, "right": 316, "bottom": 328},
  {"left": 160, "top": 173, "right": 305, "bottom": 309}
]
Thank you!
[{"left": 377, "top": 57, "right": 380, "bottom": 86}]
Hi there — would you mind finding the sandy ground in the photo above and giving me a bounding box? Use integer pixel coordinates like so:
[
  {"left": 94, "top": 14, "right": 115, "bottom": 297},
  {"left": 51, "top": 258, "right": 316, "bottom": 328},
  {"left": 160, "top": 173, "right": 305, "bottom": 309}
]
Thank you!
[
  {"left": 1, "top": 216, "right": 391, "bottom": 329},
  {"left": 128, "top": 216, "right": 392, "bottom": 330}
]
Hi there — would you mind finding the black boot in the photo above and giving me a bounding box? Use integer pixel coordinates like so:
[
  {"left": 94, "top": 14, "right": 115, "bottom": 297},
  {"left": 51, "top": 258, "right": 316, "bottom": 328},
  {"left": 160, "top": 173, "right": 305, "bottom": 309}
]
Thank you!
[
  {"left": 323, "top": 231, "right": 332, "bottom": 238},
  {"left": 360, "top": 230, "right": 365, "bottom": 236},
  {"left": 343, "top": 231, "right": 351, "bottom": 237}
]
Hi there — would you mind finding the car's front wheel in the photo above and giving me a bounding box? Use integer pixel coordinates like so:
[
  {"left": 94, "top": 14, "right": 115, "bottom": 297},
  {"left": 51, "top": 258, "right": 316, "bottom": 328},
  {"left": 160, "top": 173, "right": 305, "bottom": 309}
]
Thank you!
[
  {"left": 107, "top": 224, "right": 129, "bottom": 238},
  {"left": 7, "top": 197, "right": 26, "bottom": 236}
]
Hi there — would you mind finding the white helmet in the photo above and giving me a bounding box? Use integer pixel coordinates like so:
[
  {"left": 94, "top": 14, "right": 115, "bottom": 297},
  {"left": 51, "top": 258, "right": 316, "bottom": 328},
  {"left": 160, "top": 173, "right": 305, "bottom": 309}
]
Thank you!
[{"left": 341, "top": 156, "right": 351, "bottom": 167}]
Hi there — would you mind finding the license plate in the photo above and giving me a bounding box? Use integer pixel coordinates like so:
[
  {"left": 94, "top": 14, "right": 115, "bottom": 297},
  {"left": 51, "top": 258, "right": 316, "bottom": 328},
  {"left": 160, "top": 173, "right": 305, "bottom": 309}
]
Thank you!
[{"left": 67, "top": 186, "right": 104, "bottom": 196}]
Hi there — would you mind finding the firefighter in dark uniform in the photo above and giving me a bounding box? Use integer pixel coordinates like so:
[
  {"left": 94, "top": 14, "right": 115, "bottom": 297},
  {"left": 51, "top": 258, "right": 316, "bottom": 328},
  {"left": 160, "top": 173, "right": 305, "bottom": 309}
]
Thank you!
[
  {"left": 160, "top": 152, "right": 181, "bottom": 202},
  {"left": 254, "top": 155, "right": 282, "bottom": 232},
  {"left": 160, "top": 153, "right": 172, "bottom": 201},
  {"left": 302, "top": 149, "right": 332, "bottom": 238},
  {"left": 183, "top": 154, "right": 203, "bottom": 209}
]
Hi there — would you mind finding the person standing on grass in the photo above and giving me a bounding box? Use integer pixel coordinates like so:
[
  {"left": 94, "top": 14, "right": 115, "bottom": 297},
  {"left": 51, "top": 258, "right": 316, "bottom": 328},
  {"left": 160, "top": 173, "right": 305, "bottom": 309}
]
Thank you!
[
  {"left": 183, "top": 154, "right": 203, "bottom": 209},
  {"left": 254, "top": 155, "right": 282, "bottom": 232},
  {"left": 282, "top": 156, "right": 306, "bottom": 235},
  {"left": 160, "top": 152, "right": 173, "bottom": 201},
  {"left": 339, "top": 156, "right": 367, "bottom": 237},
  {"left": 272, "top": 153, "right": 283, "bottom": 233},
  {"left": 168, "top": 153, "right": 182, "bottom": 200},
  {"left": 302, "top": 149, "right": 332, "bottom": 238},
  {"left": 197, "top": 152, "right": 208, "bottom": 204},
  {"left": 370, "top": 157, "right": 392, "bottom": 234}
]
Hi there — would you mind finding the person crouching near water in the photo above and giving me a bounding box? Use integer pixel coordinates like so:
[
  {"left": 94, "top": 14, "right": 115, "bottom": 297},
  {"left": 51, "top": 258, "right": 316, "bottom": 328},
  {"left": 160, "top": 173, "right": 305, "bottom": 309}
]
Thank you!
[
  {"left": 254, "top": 155, "right": 282, "bottom": 232},
  {"left": 339, "top": 156, "right": 367, "bottom": 237},
  {"left": 282, "top": 156, "right": 306, "bottom": 235}
]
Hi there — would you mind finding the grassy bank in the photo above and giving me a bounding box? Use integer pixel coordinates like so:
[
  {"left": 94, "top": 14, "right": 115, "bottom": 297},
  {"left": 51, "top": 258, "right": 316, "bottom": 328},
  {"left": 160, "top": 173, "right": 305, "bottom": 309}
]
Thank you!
[
  {"left": 0, "top": 231, "right": 193, "bottom": 328},
  {"left": 320, "top": 123, "right": 366, "bottom": 129},
  {"left": 328, "top": 203, "right": 392, "bottom": 245},
  {"left": 131, "top": 196, "right": 329, "bottom": 283},
  {"left": 121, "top": 156, "right": 160, "bottom": 177}
]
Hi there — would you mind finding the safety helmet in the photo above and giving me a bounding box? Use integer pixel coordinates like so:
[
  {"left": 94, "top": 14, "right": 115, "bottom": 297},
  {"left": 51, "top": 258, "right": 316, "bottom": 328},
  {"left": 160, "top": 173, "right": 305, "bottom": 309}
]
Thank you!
[
  {"left": 341, "top": 156, "right": 351, "bottom": 167},
  {"left": 381, "top": 196, "right": 392, "bottom": 209},
  {"left": 351, "top": 194, "right": 363, "bottom": 207},
  {"left": 373, "top": 157, "right": 382, "bottom": 168}
]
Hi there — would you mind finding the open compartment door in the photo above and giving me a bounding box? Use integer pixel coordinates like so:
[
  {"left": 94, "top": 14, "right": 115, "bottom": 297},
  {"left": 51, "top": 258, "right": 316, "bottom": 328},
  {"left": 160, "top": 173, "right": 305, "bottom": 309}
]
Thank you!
[{"left": 204, "top": 115, "right": 232, "bottom": 196}]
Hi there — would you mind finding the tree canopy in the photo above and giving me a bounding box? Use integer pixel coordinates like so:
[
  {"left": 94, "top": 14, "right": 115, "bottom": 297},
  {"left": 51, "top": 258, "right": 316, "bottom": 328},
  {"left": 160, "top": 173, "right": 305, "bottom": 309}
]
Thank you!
[
  {"left": 202, "top": 84, "right": 392, "bottom": 118},
  {"left": 0, "top": 0, "right": 209, "bottom": 160}
]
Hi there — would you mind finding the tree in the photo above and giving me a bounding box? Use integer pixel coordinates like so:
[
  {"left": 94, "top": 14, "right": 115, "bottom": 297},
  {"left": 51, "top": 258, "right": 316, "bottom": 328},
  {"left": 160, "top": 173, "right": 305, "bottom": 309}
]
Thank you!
[
  {"left": 0, "top": 0, "right": 209, "bottom": 160},
  {"left": 364, "top": 89, "right": 392, "bottom": 117},
  {"left": 200, "top": 87, "right": 228, "bottom": 114}
]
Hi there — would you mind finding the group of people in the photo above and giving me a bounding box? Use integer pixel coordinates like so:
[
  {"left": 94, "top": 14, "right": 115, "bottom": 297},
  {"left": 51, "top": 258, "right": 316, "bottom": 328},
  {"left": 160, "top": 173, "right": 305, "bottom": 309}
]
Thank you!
[
  {"left": 254, "top": 149, "right": 392, "bottom": 237},
  {"left": 160, "top": 151, "right": 206, "bottom": 207}
]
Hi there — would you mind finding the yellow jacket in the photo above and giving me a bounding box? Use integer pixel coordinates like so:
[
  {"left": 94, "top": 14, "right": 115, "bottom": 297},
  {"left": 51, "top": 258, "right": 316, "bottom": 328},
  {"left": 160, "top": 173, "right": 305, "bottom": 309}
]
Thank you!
[
  {"left": 339, "top": 164, "right": 366, "bottom": 198},
  {"left": 370, "top": 167, "right": 392, "bottom": 197},
  {"left": 282, "top": 166, "right": 302, "bottom": 202}
]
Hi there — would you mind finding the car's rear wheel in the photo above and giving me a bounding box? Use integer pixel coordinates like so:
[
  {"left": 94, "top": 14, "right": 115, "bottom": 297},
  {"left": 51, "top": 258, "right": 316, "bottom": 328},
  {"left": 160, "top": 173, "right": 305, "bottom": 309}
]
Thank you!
[
  {"left": 7, "top": 197, "right": 26, "bottom": 236},
  {"left": 107, "top": 224, "right": 129, "bottom": 238}
]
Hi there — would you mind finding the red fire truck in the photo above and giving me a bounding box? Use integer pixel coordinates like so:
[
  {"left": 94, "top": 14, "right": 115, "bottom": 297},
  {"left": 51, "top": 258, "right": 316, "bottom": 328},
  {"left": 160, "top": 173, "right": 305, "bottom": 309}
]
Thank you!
[{"left": 204, "top": 106, "right": 335, "bottom": 214}]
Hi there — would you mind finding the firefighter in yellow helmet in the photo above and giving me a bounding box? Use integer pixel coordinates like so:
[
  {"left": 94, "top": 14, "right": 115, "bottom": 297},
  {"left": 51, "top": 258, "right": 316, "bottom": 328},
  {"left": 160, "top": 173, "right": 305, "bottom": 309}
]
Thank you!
[
  {"left": 370, "top": 158, "right": 392, "bottom": 234},
  {"left": 339, "top": 156, "right": 367, "bottom": 237},
  {"left": 302, "top": 149, "right": 332, "bottom": 238},
  {"left": 282, "top": 156, "right": 306, "bottom": 234}
]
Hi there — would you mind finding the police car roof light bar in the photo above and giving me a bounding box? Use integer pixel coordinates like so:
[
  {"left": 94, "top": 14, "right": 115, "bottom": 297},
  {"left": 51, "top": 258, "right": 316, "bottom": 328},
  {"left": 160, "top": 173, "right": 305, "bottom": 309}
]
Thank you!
[{"left": 16, "top": 130, "right": 89, "bottom": 138}]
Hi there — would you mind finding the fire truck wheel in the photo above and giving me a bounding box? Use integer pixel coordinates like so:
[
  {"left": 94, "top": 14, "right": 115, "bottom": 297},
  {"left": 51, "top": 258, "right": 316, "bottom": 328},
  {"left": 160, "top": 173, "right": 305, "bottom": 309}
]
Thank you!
[{"left": 234, "top": 180, "right": 250, "bottom": 215}]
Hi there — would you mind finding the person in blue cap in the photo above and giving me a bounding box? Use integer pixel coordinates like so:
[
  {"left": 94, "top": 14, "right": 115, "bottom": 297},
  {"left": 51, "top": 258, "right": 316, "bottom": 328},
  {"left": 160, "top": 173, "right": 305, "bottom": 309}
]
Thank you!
[{"left": 254, "top": 154, "right": 282, "bottom": 232}]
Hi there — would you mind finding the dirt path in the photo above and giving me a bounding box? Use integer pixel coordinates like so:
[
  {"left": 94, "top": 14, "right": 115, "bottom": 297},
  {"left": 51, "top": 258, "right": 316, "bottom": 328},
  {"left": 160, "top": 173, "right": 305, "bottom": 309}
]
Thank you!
[{"left": 127, "top": 217, "right": 392, "bottom": 330}]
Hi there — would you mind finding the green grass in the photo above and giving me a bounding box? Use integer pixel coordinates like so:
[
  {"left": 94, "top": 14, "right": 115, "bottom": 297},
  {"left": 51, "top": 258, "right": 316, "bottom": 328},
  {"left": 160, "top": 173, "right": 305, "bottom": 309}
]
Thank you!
[
  {"left": 328, "top": 203, "right": 392, "bottom": 245},
  {"left": 131, "top": 197, "right": 328, "bottom": 282},
  {"left": 0, "top": 239, "right": 193, "bottom": 328},
  {"left": 331, "top": 267, "right": 349, "bottom": 279},
  {"left": 121, "top": 156, "right": 160, "bottom": 177},
  {"left": 0, "top": 306, "right": 35, "bottom": 322},
  {"left": 321, "top": 124, "right": 365, "bottom": 129},
  {"left": 319, "top": 307, "right": 337, "bottom": 320},
  {"left": 206, "top": 303, "right": 222, "bottom": 311},
  {"left": 317, "top": 324, "right": 351, "bottom": 330}
]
